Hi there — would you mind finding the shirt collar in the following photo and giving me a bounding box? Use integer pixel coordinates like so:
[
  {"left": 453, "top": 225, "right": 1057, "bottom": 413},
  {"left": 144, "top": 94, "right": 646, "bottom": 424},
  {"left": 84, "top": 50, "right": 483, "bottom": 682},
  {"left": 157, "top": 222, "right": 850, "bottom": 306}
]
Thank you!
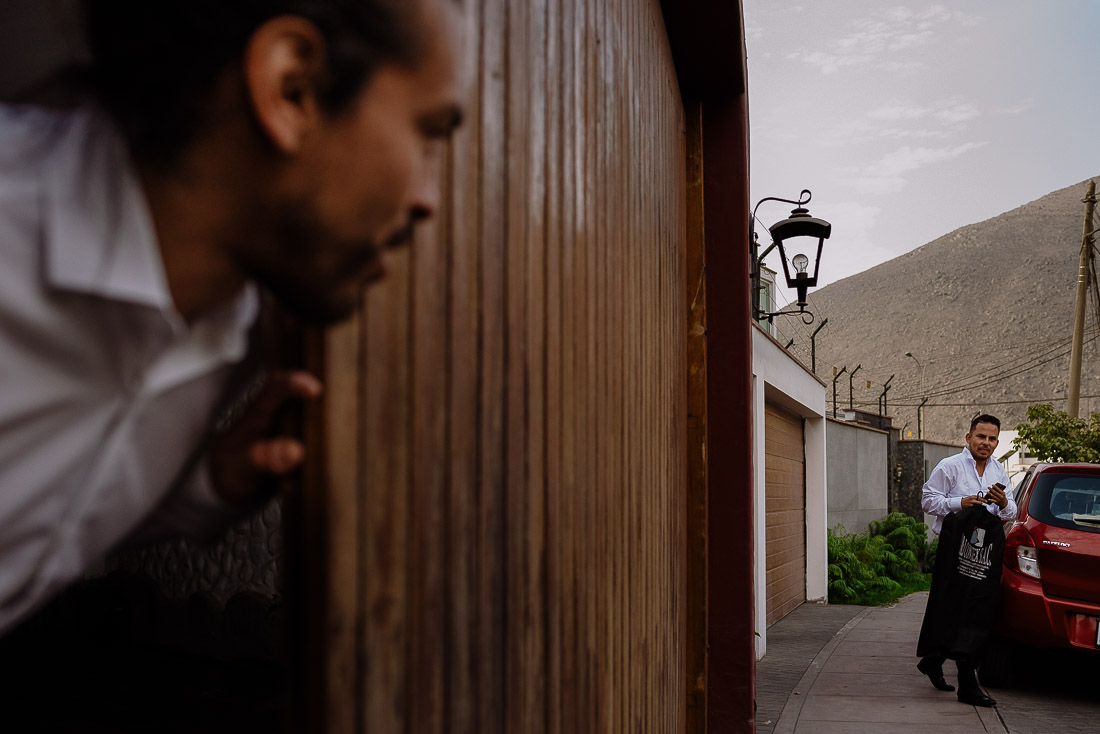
[
  {"left": 962, "top": 446, "right": 1003, "bottom": 476},
  {"left": 39, "top": 106, "right": 259, "bottom": 354},
  {"left": 41, "top": 107, "right": 173, "bottom": 311}
]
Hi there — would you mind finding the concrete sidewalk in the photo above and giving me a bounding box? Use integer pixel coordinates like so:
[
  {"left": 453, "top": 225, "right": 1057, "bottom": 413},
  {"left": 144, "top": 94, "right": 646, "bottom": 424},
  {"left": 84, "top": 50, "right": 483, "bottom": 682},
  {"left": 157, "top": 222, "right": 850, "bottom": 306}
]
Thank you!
[{"left": 763, "top": 592, "right": 1008, "bottom": 733}]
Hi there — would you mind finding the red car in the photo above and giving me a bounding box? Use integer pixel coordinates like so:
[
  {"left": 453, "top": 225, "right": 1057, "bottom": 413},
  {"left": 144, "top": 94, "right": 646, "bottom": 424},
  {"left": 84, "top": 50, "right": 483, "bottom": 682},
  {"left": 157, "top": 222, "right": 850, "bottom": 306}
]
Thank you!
[{"left": 979, "top": 462, "right": 1100, "bottom": 686}]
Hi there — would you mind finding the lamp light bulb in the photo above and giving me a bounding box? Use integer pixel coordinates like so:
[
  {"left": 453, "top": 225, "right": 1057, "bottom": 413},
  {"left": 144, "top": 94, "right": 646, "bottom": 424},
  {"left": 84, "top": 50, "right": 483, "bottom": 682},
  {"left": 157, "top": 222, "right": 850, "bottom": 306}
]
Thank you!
[{"left": 792, "top": 253, "right": 809, "bottom": 274}]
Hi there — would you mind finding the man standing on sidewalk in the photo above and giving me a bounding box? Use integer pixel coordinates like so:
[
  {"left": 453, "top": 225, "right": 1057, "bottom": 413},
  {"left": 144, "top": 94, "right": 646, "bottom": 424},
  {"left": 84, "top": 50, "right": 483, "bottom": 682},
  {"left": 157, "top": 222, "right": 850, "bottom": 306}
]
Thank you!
[{"left": 916, "top": 413, "right": 1017, "bottom": 707}]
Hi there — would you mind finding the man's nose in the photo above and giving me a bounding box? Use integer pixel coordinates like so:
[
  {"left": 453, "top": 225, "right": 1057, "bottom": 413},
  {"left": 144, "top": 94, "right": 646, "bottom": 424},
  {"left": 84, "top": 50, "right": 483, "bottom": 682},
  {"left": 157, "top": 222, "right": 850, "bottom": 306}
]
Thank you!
[
  {"left": 409, "top": 184, "right": 439, "bottom": 223},
  {"left": 408, "top": 157, "right": 443, "bottom": 223}
]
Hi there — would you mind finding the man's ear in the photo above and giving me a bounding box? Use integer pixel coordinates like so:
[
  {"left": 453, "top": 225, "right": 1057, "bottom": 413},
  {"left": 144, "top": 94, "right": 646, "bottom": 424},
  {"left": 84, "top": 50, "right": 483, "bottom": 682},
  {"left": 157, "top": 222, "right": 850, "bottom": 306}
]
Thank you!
[{"left": 243, "top": 16, "right": 327, "bottom": 154}]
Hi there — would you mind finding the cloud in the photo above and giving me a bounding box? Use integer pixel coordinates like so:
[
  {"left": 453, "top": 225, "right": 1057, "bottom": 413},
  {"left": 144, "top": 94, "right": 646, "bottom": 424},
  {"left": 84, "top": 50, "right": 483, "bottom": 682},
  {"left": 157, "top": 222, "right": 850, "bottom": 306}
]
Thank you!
[
  {"left": 840, "top": 142, "right": 988, "bottom": 194},
  {"left": 887, "top": 30, "right": 935, "bottom": 51},
  {"left": 933, "top": 101, "right": 980, "bottom": 123},
  {"left": 745, "top": 25, "right": 766, "bottom": 42},
  {"left": 807, "top": 96, "right": 979, "bottom": 154},
  {"left": 881, "top": 60, "right": 926, "bottom": 74},
  {"left": 745, "top": 3, "right": 805, "bottom": 40},
  {"left": 871, "top": 143, "right": 985, "bottom": 176},
  {"left": 855, "top": 98, "right": 982, "bottom": 142},
  {"left": 992, "top": 101, "right": 1034, "bottom": 116},
  {"left": 869, "top": 104, "right": 931, "bottom": 121},
  {"left": 879, "top": 127, "right": 951, "bottom": 140},
  {"left": 816, "top": 110, "right": 955, "bottom": 149},
  {"left": 790, "top": 5, "right": 984, "bottom": 75},
  {"left": 785, "top": 50, "right": 868, "bottom": 75},
  {"left": 868, "top": 98, "right": 980, "bottom": 125}
]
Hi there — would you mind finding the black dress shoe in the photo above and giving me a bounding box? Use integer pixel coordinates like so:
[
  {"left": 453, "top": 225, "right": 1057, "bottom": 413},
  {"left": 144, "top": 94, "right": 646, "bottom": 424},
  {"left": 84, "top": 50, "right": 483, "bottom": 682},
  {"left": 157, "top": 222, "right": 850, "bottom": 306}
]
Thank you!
[
  {"left": 917, "top": 659, "right": 956, "bottom": 691},
  {"left": 958, "top": 690, "right": 997, "bottom": 707}
]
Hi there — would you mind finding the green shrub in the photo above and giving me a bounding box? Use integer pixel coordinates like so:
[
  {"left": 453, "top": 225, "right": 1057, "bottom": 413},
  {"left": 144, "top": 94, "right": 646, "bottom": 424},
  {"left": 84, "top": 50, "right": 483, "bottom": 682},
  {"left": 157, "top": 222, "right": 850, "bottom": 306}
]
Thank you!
[
  {"left": 869, "top": 511, "right": 934, "bottom": 573},
  {"left": 827, "top": 513, "right": 934, "bottom": 605}
]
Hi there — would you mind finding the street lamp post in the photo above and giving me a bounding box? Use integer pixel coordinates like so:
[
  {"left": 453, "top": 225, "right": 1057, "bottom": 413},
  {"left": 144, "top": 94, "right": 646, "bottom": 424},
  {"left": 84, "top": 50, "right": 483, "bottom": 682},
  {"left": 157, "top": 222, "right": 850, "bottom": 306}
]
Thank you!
[{"left": 905, "top": 351, "right": 925, "bottom": 439}]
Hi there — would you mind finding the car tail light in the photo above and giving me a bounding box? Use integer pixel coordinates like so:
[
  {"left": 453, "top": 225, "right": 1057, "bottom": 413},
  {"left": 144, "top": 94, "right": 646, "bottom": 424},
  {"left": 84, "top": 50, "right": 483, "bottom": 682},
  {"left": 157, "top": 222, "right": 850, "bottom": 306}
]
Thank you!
[{"left": 1004, "top": 524, "right": 1041, "bottom": 580}]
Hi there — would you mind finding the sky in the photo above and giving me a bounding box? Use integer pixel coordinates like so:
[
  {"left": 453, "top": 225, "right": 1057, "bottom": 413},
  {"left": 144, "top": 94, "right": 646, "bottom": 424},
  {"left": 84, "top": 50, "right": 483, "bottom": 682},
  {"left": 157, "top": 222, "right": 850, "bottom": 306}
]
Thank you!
[{"left": 743, "top": 1, "right": 1100, "bottom": 290}]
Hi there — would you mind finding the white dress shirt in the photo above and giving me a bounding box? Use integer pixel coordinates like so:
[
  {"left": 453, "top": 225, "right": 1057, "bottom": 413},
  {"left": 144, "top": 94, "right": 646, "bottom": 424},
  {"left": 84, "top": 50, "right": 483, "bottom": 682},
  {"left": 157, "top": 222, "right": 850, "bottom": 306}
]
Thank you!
[
  {"left": 0, "top": 104, "right": 259, "bottom": 632},
  {"left": 921, "top": 447, "right": 1017, "bottom": 535}
]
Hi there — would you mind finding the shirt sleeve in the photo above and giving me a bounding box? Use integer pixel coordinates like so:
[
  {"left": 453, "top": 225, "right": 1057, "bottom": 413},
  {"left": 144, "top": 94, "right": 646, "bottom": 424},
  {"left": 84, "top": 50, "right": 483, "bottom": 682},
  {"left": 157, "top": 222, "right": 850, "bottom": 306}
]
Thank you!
[
  {"left": 995, "top": 464, "right": 1018, "bottom": 522},
  {"left": 922, "top": 460, "right": 962, "bottom": 518},
  {"left": 115, "top": 457, "right": 254, "bottom": 550}
]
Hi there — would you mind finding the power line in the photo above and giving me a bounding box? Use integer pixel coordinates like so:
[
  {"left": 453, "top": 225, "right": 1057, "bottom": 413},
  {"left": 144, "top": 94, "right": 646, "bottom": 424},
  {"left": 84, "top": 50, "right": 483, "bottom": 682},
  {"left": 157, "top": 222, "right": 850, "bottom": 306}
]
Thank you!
[
  {"left": 890, "top": 332, "right": 1097, "bottom": 402},
  {"left": 850, "top": 393, "right": 1100, "bottom": 408},
  {"left": 900, "top": 332, "right": 1074, "bottom": 363},
  {"left": 927, "top": 332, "right": 1099, "bottom": 399},
  {"left": 784, "top": 285, "right": 1098, "bottom": 404}
]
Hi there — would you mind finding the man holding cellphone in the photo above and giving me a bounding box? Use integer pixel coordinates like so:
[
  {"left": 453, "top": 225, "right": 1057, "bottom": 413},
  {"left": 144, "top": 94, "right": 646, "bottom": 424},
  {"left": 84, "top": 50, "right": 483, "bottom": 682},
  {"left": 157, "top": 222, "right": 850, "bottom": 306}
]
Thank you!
[{"left": 917, "top": 413, "right": 1017, "bottom": 706}]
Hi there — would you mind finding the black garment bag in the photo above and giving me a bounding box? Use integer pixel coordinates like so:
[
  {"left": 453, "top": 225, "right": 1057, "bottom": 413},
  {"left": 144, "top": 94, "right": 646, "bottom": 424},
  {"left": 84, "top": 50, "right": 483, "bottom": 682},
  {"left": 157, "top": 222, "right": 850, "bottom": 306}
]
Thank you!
[{"left": 917, "top": 504, "right": 1006, "bottom": 659}]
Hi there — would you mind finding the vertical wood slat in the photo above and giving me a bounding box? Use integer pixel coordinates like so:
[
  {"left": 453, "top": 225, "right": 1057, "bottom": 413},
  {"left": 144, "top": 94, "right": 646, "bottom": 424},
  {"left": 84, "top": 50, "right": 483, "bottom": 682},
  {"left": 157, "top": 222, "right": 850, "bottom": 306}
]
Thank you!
[
  {"left": 542, "top": 0, "right": 563, "bottom": 729},
  {"left": 477, "top": 0, "right": 508, "bottom": 731},
  {"left": 302, "top": 1, "right": 688, "bottom": 730},
  {"left": 409, "top": 209, "right": 448, "bottom": 731},
  {"left": 503, "top": 0, "right": 528, "bottom": 726},
  {"left": 557, "top": 1, "right": 579, "bottom": 731},
  {"left": 445, "top": 2, "right": 484, "bottom": 730},
  {"left": 321, "top": 316, "right": 362, "bottom": 734},
  {"left": 361, "top": 259, "right": 412, "bottom": 734}
]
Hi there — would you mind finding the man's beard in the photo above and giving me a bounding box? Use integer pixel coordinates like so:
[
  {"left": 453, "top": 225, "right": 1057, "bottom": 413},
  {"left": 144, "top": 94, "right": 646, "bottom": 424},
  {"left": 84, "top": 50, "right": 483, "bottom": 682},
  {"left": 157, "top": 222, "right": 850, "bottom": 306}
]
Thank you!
[
  {"left": 234, "top": 201, "right": 417, "bottom": 325},
  {"left": 234, "top": 213, "right": 378, "bottom": 326},
  {"left": 258, "top": 271, "right": 364, "bottom": 325}
]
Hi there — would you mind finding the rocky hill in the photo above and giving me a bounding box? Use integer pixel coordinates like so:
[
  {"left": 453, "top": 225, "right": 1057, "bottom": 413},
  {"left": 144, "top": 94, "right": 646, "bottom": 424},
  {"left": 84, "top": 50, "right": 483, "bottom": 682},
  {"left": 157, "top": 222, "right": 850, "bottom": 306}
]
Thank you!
[{"left": 771, "top": 177, "right": 1100, "bottom": 444}]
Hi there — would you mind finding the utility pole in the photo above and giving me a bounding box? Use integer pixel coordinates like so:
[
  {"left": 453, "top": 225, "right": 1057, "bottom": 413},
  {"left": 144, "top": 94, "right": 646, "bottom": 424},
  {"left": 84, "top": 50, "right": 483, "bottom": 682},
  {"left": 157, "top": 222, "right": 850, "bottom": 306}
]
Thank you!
[
  {"left": 1068, "top": 180, "right": 1097, "bottom": 418},
  {"left": 832, "top": 366, "right": 847, "bottom": 418},
  {"left": 848, "top": 364, "right": 861, "bottom": 412},
  {"left": 918, "top": 397, "right": 928, "bottom": 440},
  {"left": 810, "top": 317, "right": 828, "bottom": 375}
]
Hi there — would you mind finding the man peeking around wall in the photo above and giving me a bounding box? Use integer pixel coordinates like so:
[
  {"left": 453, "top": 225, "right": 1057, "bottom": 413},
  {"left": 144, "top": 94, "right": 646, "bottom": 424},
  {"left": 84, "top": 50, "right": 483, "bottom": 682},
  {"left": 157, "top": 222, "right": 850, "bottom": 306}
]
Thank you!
[{"left": 0, "top": 0, "right": 465, "bottom": 633}]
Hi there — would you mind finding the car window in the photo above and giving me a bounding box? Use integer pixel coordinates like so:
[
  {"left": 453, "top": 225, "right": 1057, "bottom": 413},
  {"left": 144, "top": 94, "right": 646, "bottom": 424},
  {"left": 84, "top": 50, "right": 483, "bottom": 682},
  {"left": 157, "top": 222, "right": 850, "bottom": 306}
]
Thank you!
[
  {"left": 1028, "top": 473, "right": 1100, "bottom": 534},
  {"left": 1014, "top": 467, "right": 1035, "bottom": 505}
]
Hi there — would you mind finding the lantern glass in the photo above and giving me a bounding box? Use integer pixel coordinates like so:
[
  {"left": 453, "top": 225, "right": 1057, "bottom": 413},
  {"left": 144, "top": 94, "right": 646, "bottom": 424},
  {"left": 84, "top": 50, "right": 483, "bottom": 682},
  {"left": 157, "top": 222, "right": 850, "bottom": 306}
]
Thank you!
[{"left": 768, "top": 206, "right": 831, "bottom": 289}]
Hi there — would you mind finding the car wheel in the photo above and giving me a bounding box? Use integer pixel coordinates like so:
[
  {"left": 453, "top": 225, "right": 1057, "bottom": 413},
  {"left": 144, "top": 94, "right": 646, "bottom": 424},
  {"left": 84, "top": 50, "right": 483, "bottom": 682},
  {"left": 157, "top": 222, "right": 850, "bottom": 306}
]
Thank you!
[{"left": 977, "top": 635, "right": 1017, "bottom": 688}]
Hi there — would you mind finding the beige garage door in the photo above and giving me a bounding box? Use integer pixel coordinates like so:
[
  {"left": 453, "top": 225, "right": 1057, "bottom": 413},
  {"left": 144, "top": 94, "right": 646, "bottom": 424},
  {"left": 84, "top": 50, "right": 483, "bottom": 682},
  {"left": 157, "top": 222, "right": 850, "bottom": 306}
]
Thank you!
[{"left": 765, "top": 402, "right": 806, "bottom": 626}]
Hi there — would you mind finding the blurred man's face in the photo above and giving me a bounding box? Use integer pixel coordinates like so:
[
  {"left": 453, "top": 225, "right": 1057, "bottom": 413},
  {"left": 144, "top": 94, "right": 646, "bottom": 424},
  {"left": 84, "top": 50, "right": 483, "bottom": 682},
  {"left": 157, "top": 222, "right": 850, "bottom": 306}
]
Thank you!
[
  {"left": 240, "top": 0, "right": 465, "bottom": 324},
  {"left": 966, "top": 422, "right": 999, "bottom": 461}
]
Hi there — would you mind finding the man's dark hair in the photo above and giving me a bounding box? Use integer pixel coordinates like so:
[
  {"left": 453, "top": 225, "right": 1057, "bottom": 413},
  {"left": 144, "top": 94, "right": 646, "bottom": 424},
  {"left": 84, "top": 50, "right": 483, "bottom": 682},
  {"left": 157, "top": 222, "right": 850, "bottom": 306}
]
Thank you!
[
  {"left": 84, "top": 0, "right": 423, "bottom": 162},
  {"left": 970, "top": 413, "right": 1000, "bottom": 432}
]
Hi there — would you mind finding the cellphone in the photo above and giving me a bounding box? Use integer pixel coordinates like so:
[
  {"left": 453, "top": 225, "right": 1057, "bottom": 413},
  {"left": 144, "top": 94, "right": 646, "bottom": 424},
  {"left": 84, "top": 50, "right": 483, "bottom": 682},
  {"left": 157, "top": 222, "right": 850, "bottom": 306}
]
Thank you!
[{"left": 992, "top": 483, "right": 1006, "bottom": 491}]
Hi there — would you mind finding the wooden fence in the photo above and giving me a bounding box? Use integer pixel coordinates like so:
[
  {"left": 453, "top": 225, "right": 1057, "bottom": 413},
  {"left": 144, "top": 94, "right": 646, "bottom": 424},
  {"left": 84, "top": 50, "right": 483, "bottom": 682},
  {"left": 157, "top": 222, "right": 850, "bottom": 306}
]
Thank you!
[{"left": 295, "top": 0, "right": 690, "bottom": 730}]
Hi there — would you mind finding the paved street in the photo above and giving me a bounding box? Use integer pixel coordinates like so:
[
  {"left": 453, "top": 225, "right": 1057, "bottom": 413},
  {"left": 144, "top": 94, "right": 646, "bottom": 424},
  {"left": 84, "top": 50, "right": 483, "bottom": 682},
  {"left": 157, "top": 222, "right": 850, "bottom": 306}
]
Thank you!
[
  {"left": 758, "top": 592, "right": 1100, "bottom": 733},
  {"left": 987, "top": 644, "right": 1100, "bottom": 734},
  {"left": 756, "top": 601, "right": 865, "bottom": 733}
]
